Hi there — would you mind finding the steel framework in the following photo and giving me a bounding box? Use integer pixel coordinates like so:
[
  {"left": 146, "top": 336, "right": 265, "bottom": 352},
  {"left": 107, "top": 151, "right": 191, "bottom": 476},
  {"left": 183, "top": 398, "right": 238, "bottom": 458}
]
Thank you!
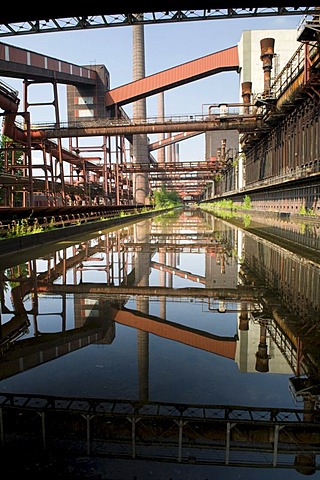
[
  {"left": 0, "top": 8, "right": 319, "bottom": 205},
  {"left": 0, "top": 7, "right": 318, "bottom": 38},
  {"left": 1, "top": 392, "right": 320, "bottom": 471}
]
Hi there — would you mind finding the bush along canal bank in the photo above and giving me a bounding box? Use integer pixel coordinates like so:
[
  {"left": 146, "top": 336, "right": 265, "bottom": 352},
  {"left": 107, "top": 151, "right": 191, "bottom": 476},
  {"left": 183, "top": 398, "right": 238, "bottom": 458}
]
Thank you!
[
  {"left": 199, "top": 204, "right": 320, "bottom": 263},
  {"left": 0, "top": 206, "right": 176, "bottom": 259}
]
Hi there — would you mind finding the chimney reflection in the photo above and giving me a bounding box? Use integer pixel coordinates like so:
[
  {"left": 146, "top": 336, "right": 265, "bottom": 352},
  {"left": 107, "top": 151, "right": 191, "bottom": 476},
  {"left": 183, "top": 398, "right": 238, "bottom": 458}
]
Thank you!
[
  {"left": 255, "top": 318, "right": 270, "bottom": 373},
  {"left": 134, "top": 220, "right": 151, "bottom": 401}
]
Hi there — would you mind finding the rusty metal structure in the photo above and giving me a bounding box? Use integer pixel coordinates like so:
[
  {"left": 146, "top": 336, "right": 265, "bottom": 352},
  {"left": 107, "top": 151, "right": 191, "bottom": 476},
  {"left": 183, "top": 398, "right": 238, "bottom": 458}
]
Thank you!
[
  {"left": 0, "top": 6, "right": 319, "bottom": 215},
  {"left": 206, "top": 16, "right": 320, "bottom": 214},
  {"left": 0, "top": 40, "right": 243, "bottom": 207},
  {"left": 0, "top": 6, "right": 318, "bottom": 37}
]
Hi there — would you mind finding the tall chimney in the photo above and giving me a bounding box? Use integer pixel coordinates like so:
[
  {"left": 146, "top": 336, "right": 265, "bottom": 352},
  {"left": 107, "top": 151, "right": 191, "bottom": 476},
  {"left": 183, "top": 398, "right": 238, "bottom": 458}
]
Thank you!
[
  {"left": 241, "top": 81, "right": 252, "bottom": 114},
  {"left": 260, "top": 38, "right": 275, "bottom": 97}
]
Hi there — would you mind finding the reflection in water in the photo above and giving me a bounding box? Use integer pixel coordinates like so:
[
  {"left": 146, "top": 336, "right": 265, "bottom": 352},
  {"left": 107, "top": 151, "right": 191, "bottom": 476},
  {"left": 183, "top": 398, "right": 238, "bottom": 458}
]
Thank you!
[{"left": 0, "top": 208, "right": 320, "bottom": 476}]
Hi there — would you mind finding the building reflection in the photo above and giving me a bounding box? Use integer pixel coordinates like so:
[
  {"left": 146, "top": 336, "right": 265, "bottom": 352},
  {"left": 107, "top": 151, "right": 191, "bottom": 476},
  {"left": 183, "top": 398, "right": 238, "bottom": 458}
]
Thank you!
[{"left": 0, "top": 208, "right": 320, "bottom": 471}]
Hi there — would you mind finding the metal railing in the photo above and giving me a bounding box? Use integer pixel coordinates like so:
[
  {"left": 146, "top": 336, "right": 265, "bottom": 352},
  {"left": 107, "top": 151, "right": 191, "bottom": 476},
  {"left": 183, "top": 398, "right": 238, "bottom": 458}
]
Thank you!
[
  {"left": 1, "top": 392, "right": 320, "bottom": 470},
  {"left": 261, "top": 40, "right": 319, "bottom": 101},
  {"left": 25, "top": 105, "right": 260, "bottom": 131}
]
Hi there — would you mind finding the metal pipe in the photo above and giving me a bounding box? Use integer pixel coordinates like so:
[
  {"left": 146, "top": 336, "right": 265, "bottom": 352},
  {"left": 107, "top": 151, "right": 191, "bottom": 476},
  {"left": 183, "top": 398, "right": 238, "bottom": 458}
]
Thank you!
[
  {"left": 260, "top": 38, "right": 275, "bottom": 96},
  {"left": 241, "top": 81, "right": 252, "bottom": 114}
]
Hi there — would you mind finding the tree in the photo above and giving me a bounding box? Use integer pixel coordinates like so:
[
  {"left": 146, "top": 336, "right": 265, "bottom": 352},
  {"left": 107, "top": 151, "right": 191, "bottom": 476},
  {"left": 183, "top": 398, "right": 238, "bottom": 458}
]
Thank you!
[
  {"left": 153, "top": 185, "right": 182, "bottom": 208},
  {"left": 0, "top": 134, "right": 24, "bottom": 205}
]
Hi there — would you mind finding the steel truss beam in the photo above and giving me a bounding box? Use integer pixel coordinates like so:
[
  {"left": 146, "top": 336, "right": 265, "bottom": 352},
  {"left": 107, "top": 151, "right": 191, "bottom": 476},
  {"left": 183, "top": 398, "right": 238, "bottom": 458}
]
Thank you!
[{"left": 0, "top": 8, "right": 317, "bottom": 38}]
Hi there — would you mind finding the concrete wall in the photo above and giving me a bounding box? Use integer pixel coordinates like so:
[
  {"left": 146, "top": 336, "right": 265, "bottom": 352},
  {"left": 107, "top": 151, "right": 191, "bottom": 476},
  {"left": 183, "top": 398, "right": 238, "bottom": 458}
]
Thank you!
[{"left": 238, "top": 29, "right": 300, "bottom": 99}]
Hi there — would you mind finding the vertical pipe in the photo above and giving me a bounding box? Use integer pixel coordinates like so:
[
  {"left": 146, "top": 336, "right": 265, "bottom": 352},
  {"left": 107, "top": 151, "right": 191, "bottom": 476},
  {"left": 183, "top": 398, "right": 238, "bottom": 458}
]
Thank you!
[
  {"left": 22, "top": 80, "right": 29, "bottom": 207},
  {"left": 57, "top": 138, "right": 66, "bottom": 205},
  {"left": 25, "top": 112, "right": 34, "bottom": 207},
  {"left": 260, "top": 38, "right": 275, "bottom": 97},
  {"left": 241, "top": 81, "right": 252, "bottom": 114},
  {"left": 255, "top": 320, "right": 269, "bottom": 373},
  {"left": 221, "top": 138, "right": 226, "bottom": 162},
  {"left": 42, "top": 146, "right": 50, "bottom": 203},
  {"left": 52, "top": 82, "right": 66, "bottom": 205},
  {"left": 159, "top": 248, "right": 166, "bottom": 319},
  {"left": 102, "top": 136, "right": 109, "bottom": 204},
  {"left": 49, "top": 151, "right": 56, "bottom": 206},
  {"left": 158, "top": 92, "right": 166, "bottom": 167}
]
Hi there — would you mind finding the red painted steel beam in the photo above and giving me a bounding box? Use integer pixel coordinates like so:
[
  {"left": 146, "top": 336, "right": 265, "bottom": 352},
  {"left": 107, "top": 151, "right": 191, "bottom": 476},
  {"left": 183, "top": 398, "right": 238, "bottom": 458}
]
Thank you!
[
  {"left": 149, "top": 131, "right": 202, "bottom": 151},
  {"left": 151, "top": 260, "right": 206, "bottom": 284},
  {"left": 110, "top": 305, "right": 237, "bottom": 359},
  {"left": 0, "top": 41, "right": 96, "bottom": 84},
  {"left": 105, "top": 45, "right": 239, "bottom": 107}
]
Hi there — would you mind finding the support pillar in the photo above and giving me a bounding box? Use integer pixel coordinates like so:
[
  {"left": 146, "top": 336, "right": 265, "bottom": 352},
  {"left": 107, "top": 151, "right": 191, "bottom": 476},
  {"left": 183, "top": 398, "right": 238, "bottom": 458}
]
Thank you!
[{"left": 128, "top": 417, "right": 141, "bottom": 458}]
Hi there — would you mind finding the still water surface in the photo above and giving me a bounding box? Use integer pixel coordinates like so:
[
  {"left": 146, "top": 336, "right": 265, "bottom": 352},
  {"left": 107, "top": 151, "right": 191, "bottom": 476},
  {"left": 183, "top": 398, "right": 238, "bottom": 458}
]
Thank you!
[{"left": 0, "top": 207, "right": 319, "bottom": 478}]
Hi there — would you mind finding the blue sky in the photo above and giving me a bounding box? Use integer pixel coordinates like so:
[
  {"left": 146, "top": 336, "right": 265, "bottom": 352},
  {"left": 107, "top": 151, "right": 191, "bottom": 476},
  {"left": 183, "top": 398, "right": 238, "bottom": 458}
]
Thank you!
[{"left": 1, "top": 13, "right": 307, "bottom": 161}]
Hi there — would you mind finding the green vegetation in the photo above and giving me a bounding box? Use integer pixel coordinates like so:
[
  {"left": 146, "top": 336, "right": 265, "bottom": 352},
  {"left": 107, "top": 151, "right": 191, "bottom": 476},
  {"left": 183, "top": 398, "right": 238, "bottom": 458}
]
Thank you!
[
  {"left": 212, "top": 209, "right": 234, "bottom": 219},
  {"left": 199, "top": 195, "right": 252, "bottom": 213},
  {"left": 242, "top": 195, "right": 251, "bottom": 210},
  {"left": 200, "top": 199, "right": 234, "bottom": 212},
  {"left": 243, "top": 214, "right": 251, "bottom": 228},
  {"left": 6, "top": 218, "right": 44, "bottom": 238},
  {"left": 298, "top": 205, "right": 315, "bottom": 216},
  {"left": 199, "top": 199, "right": 252, "bottom": 225},
  {"left": 0, "top": 134, "right": 24, "bottom": 206},
  {"left": 153, "top": 209, "right": 182, "bottom": 224},
  {"left": 5, "top": 264, "right": 29, "bottom": 287},
  {"left": 1, "top": 203, "right": 171, "bottom": 240},
  {"left": 153, "top": 186, "right": 182, "bottom": 208}
]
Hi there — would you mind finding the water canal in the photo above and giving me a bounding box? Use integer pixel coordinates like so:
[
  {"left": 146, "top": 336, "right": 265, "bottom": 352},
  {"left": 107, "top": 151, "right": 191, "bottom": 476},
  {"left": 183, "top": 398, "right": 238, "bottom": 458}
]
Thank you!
[{"left": 0, "top": 207, "right": 319, "bottom": 479}]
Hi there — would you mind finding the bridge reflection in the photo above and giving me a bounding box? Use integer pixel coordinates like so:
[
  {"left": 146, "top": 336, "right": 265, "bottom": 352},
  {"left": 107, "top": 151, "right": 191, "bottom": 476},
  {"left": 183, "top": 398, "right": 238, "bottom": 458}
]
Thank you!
[{"left": 0, "top": 208, "right": 320, "bottom": 472}]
